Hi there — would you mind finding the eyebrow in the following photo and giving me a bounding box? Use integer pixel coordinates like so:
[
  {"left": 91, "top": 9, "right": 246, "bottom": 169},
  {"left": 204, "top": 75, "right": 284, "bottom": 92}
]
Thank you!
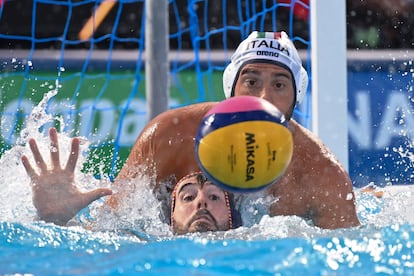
[
  {"left": 177, "top": 180, "right": 215, "bottom": 195},
  {"left": 240, "top": 68, "right": 291, "bottom": 80},
  {"left": 177, "top": 182, "right": 197, "bottom": 195}
]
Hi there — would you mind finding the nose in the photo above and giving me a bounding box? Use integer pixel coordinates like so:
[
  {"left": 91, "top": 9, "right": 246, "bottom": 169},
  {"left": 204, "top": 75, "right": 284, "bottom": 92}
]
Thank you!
[
  {"left": 196, "top": 192, "right": 208, "bottom": 209},
  {"left": 258, "top": 85, "right": 272, "bottom": 102}
]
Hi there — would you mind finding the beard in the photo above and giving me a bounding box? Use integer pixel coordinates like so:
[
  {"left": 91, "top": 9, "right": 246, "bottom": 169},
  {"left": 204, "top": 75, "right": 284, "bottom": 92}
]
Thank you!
[
  {"left": 191, "top": 220, "right": 216, "bottom": 232},
  {"left": 173, "top": 209, "right": 220, "bottom": 235}
]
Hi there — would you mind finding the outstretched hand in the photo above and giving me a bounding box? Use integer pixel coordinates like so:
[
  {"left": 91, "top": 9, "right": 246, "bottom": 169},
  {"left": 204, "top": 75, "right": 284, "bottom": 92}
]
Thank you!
[{"left": 21, "top": 128, "right": 112, "bottom": 226}]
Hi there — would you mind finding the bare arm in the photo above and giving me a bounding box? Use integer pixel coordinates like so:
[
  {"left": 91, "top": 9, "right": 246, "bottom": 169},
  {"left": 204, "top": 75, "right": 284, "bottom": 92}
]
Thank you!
[
  {"left": 268, "top": 120, "right": 360, "bottom": 229},
  {"left": 305, "top": 161, "right": 360, "bottom": 229},
  {"left": 294, "top": 122, "right": 360, "bottom": 229},
  {"left": 21, "top": 128, "right": 112, "bottom": 226},
  {"left": 106, "top": 102, "right": 215, "bottom": 211}
]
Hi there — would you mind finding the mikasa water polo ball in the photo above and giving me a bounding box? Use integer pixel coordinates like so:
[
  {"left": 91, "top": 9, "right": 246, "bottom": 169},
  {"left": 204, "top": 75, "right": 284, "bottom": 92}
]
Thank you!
[{"left": 195, "top": 96, "right": 293, "bottom": 192}]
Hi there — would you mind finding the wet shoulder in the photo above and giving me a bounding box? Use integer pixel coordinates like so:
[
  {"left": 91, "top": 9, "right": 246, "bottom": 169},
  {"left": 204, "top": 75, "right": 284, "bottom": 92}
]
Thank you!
[
  {"left": 288, "top": 119, "right": 339, "bottom": 164},
  {"left": 157, "top": 102, "right": 218, "bottom": 120},
  {"left": 138, "top": 102, "right": 218, "bottom": 138}
]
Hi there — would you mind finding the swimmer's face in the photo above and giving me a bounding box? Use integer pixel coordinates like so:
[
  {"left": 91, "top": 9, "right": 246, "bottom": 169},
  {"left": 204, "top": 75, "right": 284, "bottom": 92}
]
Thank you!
[
  {"left": 234, "top": 63, "right": 295, "bottom": 119},
  {"left": 171, "top": 174, "right": 230, "bottom": 235}
]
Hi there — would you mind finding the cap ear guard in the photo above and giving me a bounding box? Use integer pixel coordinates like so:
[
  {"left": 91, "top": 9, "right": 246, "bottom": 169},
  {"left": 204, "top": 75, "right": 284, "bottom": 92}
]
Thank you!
[
  {"left": 296, "top": 66, "right": 309, "bottom": 104},
  {"left": 223, "top": 61, "right": 237, "bottom": 98}
]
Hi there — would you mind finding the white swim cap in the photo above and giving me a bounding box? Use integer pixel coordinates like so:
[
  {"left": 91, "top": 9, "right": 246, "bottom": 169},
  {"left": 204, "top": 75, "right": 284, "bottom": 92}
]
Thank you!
[{"left": 223, "top": 31, "right": 308, "bottom": 104}]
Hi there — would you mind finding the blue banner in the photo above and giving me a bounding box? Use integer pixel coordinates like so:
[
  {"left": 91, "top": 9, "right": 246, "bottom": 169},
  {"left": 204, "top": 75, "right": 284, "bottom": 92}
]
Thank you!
[{"left": 348, "top": 59, "right": 413, "bottom": 187}]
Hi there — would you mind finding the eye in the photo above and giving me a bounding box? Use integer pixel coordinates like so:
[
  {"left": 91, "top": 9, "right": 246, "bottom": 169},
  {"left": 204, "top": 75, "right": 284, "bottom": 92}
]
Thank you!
[
  {"left": 275, "top": 82, "right": 285, "bottom": 89},
  {"left": 273, "top": 76, "right": 292, "bottom": 90},
  {"left": 209, "top": 194, "right": 221, "bottom": 201},
  {"left": 182, "top": 194, "right": 195, "bottom": 202},
  {"left": 246, "top": 78, "right": 257, "bottom": 86}
]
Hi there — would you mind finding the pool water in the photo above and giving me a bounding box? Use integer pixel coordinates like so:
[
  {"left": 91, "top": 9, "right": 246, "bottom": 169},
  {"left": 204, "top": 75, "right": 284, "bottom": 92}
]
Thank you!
[
  {"left": 1, "top": 217, "right": 414, "bottom": 275},
  {"left": 1, "top": 174, "right": 414, "bottom": 275}
]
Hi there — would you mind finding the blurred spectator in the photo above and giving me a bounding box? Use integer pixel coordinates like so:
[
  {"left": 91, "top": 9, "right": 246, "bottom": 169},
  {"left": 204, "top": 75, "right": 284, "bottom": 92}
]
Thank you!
[
  {"left": 0, "top": 0, "right": 412, "bottom": 50},
  {"left": 347, "top": 0, "right": 414, "bottom": 48},
  {"left": 278, "top": 0, "right": 309, "bottom": 21}
]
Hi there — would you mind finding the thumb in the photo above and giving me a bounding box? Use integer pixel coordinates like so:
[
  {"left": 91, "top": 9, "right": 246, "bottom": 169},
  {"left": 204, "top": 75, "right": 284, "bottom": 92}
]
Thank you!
[{"left": 83, "top": 188, "right": 113, "bottom": 205}]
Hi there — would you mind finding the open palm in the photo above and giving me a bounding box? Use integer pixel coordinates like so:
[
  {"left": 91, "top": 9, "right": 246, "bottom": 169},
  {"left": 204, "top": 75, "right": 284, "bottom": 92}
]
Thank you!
[{"left": 21, "top": 128, "right": 112, "bottom": 225}]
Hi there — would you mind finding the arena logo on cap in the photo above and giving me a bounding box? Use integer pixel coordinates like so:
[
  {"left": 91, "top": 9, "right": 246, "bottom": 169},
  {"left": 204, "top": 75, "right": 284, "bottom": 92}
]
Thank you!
[{"left": 257, "top": 50, "right": 280, "bottom": 58}]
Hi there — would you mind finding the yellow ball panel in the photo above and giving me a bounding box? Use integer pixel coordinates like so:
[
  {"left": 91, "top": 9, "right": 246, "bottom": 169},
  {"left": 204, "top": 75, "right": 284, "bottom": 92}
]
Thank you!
[{"left": 197, "top": 121, "right": 293, "bottom": 190}]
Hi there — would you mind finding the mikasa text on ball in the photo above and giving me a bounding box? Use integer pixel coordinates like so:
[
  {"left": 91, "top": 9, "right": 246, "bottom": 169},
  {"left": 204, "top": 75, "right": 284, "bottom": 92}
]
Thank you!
[{"left": 195, "top": 96, "right": 293, "bottom": 192}]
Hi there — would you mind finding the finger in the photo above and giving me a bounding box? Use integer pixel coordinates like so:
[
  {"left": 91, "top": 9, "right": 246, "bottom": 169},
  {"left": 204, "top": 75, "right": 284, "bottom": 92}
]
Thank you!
[
  {"left": 49, "top": 128, "right": 61, "bottom": 170},
  {"left": 65, "top": 137, "right": 80, "bottom": 173},
  {"left": 21, "top": 155, "right": 39, "bottom": 181},
  {"left": 29, "top": 138, "right": 48, "bottom": 173},
  {"left": 83, "top": 188, "right": 113, "bottom": 205}
]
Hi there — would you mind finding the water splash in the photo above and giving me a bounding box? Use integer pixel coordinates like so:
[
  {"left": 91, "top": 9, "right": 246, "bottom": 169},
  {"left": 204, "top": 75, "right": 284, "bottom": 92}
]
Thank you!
[
  {"left": 1, "top": 87, "right": 414, "bottom": 241},
  {"left": 0, "top": 87, "right": 171, "bottom": 237},
  {"left": 0, "top": 87, "right": 97, "bottom": 222}
]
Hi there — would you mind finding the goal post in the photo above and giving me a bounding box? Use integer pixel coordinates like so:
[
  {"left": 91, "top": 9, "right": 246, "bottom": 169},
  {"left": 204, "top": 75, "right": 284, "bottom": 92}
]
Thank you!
[
  {"left": 145, "top": 0, "right": 169, "bottom": 120},
  {"left": 311, "top": 0, "right": 349, "bottom": 170}
]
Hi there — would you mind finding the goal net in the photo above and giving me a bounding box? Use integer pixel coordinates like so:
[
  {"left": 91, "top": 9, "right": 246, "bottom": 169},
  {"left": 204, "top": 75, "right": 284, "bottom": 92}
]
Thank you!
[{"left": 0, "top": 0, "right": 311, "bottom": 178}]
